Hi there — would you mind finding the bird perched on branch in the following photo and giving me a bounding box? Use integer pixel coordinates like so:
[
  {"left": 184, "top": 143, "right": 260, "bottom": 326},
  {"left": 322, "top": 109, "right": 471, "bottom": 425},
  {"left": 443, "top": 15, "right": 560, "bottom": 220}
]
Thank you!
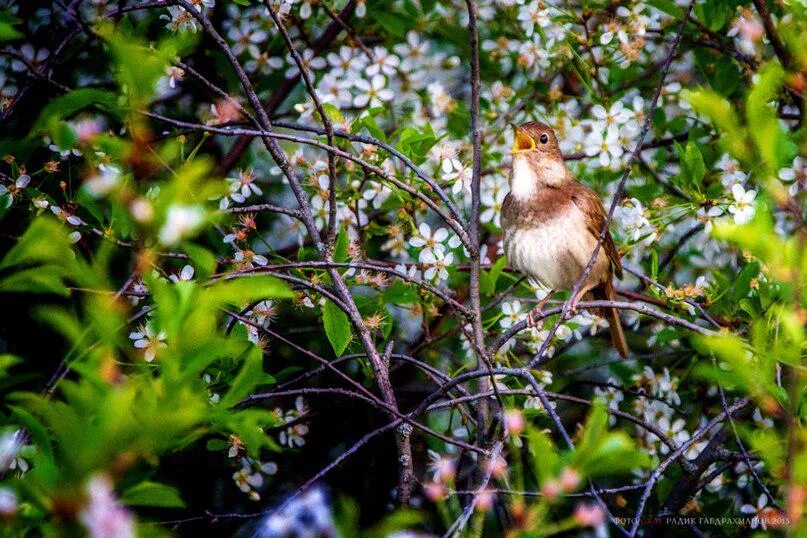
[{"left": 501, "top": 121, "right": 628, "bottom": 358}]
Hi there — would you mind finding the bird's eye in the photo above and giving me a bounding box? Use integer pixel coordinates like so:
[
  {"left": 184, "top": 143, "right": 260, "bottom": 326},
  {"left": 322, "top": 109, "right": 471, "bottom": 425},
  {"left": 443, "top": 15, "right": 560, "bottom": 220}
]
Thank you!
[{"left": 539, "top": 133, "right": 549, "bottom": 144}]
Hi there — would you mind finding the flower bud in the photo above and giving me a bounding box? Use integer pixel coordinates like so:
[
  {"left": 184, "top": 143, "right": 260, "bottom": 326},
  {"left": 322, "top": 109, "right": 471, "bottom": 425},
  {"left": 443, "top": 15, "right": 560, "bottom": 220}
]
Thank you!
[
  {"left": 504, "top": 409, "right": 526, "bottom": 436},
  {"left": 573, "top": 503, "right": 604, "bottom": 527},
  {"left": 560, "top": 467, "right": 581, "bottom": 491},
  {"left": 541, "top": 479, "right": 561, "bottom": 500},
  {"left": 424, "top": 482, "right": 447, "bottom": 502}
]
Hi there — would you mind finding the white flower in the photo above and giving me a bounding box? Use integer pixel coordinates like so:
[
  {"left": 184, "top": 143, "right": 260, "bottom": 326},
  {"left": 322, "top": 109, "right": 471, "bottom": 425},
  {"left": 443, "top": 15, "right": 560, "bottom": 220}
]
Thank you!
[
  {"left": 228, "top": 23, "right": 267, "bottom": 57},
  {"left": 499, "top": 300, "right": 523, "bottom": 329},
  {"left": 166, "top": 66, "right": 185, "bottom": 88},
  {"left": 129, "top": 324, "right": 167, "bottom": 362},
  {"left": 285, "top": 49, "right": 326, "bottom": 79},
  {"left": 583, "top": 124, "right": 623, "bottom": 168},
  {"left": 0, "top": 488, "right": 17, "bottom": 516},
  {"left": 716, "top": 154, "right": 747, "bottom": 187},
  {"left": 778, "top": 156, "right": 804, "bottom": 197},
  {"left": 266, "top": 0, "right": 293, "bottom": 21},
  {"left": 353, "top": 74, "right": 393, "bottom": 108},
  {"left": 752, "top": 407, "right": 774, "bottom": 429},
  {"left": 427, "top": 450, "right": 457, "bottom": 482},
  {"left": 420, "top": 248, "right": 453, "bottom": 282},
  {"left": 279, "top": 422, "right": 309, "bottom": 448},
  {"left": 394, "top": 31, "right": 430, "bottom": 73},
  {"left": 221, "top": 169, "right": 263, "bottom": 209},
  {"left": 245, "top": 51, "right": 284, "bottom": 75},
  {"left": 409, "top": 222, "right": 449, "bottom": 261},
  {"left": 84, "top": 164, "right": 121, "bottom": 198},
  {"left": 361, "top": 181, "right": 391, "bottom": 209},
  {"left": 365, "top": 46, "right": 400, "bottom": 76},
  {"left": 445, "top": 163, "right": 473, "bottom": 196},
  {"left": 517, "top": 1, "right": 551, "bottom": 36},
  {"left": 593, "top": 379, "right": 623, "bottom": 412},
  {"left": 243, "top": 300, "right": 277, "bottom": 343},
  {"left": 614, "top": 198, "right": 656, "bottom": 244},
  {"left": 233, "top": 460, "right": 264, "bottom": 494},
  {"left": 256, "top": 488, "right": 334, "bottom": 535},
  {"left": 159, "top": 205, "right": 205, "bottom": 245},
  {"left": 79, "top": 475, "right": 135, "bottom": 538},
  {"left": 427, "top": 81, "right": 454, "bottom": 116},
  {"left": 0, "top": 174, "right": 30, "bottom": 197},
  {"left": 50, "top": 205, "right": 84, "bottom": 226},
  {"left": 524, "top": 394, "right": 557, "bottom": 413},
  {"left": 11, "top": 44, "right": 48, "bottom": 72},
  {"left": 656, "top": 417, "right": 688, "bottom": 454},
  {"left": 0, "top": 430, "right": 28, "bottom": 473},
  {"left": 316, "top": 73, "right": 352, "bottom": 108},
  {"left": 169, "top": 265, "right": 195, "bottom": 283},
  {"left": 162, "top": 6, "right": 199, "bottom": 33},
  {"left": 590, "top": 101, "right": 631, "bottom": 131},
  {"left": 480, "top": 188, "right": 506, "bottom": 227},
  {"left": 233, "top": 250, "right": 268, "bottom": 268},
  {"left": 740, "top": 494, "right": 770, "bottom": 530},
  {"left": 326, "top": 46, "right": 366, "bottom": 78},
  {"left": 697, "top": 205, "right": 723, "bottom": 233},
  {"left": 728, "top": 183, "right": 756, "bottom": 224}
]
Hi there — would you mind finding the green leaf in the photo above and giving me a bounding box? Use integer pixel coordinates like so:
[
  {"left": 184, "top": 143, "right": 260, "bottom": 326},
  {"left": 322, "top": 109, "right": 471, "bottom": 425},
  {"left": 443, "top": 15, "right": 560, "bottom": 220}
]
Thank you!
[
  {"left": 367, "top": 6, "right": 412, "bottom": 37},
  {"left": 333, "top": 226, "right": 349, "bottom": 263},
  {"left": 121, "top": 481, "right": 186, "bottom": 508},
  {"left": 357, "top": 114, "right": 386, "bottom": 142},
  {"left": 203, "top": 276, "right": 294, "bottom": 306},
  {"left": 647, "top": 0, "right": 681, "bottom": 17},
  {"left": 0, "top": 217, "right": 75, "bottom": 270},
  {"left": 97, "top": 23, "right": 197, "bottom": 107},
  {"left": 0, "top": 20, "right": 23, "bottom": 41},
  {"left": 0, "top": 217, "right": 79, "bottom": 295},
  {"left": 526, "top": 427, "right": 559, "bottom": 483},
  {"left": 746, "top": 62, "right": 795, "bottom": 173},
  {"left": 684, "top": 141, "right": 706, "bottom": 185},
  {"left": 0, "top": 267, "right": 72, "bottom": 296},
  {"left": 683, "top": 88, "right": 753, "bottom": 164},
  {"left": 383, "top": 280, "right": 419, "bottom": 306},
  {"left": 480, "top": 256, "right": 507, "bottom": 295},
  {"left": 731, "top": 261, "right": 760, "bottom": 303},
  {"left": 322, "top": 300, "right": 352, "bottom": 356},
  {"left": 33, "top": 88, "right": 123, "bottom": 133},
  {"left": 220, "top": 347, "right": 272, "bottom": 407},
  {"left": 694, "top": 0, "right": 729, "bottom": 31},
  {"left": 183, "top": 243, "right": 217, "bottom": 281},
  {"left": 206, "top": 438, "right": 229, "bottom": 451}
]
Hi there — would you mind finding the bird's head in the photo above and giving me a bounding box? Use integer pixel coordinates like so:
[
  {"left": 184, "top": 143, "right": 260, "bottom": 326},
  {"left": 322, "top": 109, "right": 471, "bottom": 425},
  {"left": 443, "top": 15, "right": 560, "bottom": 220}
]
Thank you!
[
  {"left": 510, "top": 121, "right": 562, "bottom": 159},
  {"left": 508, "top": 121, "right": 567, "bottom": 191}
]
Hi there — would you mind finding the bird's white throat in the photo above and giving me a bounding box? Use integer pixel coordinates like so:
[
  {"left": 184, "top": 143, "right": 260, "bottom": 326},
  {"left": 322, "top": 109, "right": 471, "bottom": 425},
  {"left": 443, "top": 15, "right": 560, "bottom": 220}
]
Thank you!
[
  {"left": 509, "top": 156, "right": 567, "bottom": 200},
  {"left": 510, "top": 157, "right": 537, "bottom": 199}
]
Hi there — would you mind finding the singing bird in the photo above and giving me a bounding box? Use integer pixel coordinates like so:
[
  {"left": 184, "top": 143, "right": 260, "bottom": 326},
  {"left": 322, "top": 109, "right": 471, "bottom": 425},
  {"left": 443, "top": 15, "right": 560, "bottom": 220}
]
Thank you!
[{"left": 501, "top": 121, "right": 628, "bottom": 358}]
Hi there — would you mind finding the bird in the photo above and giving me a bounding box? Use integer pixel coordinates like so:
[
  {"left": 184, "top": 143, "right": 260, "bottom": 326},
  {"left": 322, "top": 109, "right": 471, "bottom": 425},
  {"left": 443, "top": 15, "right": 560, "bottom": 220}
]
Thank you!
[{"left": 500, "top": 121, "right": 628, "bottom": 358}]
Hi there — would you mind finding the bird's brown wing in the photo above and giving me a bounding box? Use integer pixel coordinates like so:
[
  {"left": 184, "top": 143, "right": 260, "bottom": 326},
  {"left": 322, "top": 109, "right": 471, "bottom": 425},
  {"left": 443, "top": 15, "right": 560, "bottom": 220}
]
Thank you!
[{"left": 569, "top": 184, "right": 623, "bottom": 279}]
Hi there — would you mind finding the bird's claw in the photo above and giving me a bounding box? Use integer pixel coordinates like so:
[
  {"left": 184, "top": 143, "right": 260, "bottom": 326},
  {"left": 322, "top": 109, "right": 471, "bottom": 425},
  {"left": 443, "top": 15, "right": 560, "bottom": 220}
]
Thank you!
[
  {"left": 526, "top": 308, "right": 537, "bottom": 328},
  {"left": 527, "top": 291, "right": 555, "bottom": 328}
]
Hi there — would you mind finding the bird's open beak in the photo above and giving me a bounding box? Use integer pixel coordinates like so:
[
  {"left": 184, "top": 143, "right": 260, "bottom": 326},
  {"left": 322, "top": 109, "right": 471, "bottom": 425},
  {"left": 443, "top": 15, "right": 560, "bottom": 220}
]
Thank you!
[{"left": 510, "top": 124, "right": 535, "bottom": 154}]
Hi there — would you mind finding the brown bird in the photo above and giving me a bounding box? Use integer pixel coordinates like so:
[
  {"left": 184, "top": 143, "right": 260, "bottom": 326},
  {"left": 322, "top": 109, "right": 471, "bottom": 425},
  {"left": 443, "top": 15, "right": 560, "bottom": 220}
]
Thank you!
[{"left": 501, "top": 121, "right": 628, "bottom": 358}]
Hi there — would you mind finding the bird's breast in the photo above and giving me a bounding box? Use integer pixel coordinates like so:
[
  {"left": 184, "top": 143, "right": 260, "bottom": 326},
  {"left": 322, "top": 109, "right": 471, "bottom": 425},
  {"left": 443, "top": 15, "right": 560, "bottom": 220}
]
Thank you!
[{"left": 503, "top": 207, "right": 597, "bottom": 290}]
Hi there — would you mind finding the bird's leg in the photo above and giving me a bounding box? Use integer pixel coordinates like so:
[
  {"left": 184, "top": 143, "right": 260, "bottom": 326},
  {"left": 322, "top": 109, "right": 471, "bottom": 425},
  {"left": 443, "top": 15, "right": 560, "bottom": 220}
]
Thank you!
[
  {"left": 568, "top": 283, "right": 594, "bottom": 315},
  {"left": 527, "top": 290, "right": 555, "bottom": 328}
]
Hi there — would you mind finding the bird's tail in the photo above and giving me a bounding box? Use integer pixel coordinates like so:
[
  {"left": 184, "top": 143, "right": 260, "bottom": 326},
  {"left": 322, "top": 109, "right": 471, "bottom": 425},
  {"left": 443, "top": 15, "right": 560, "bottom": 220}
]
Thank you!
[{"left": 591, "top": 280, "right": 628, "bottom": 358}]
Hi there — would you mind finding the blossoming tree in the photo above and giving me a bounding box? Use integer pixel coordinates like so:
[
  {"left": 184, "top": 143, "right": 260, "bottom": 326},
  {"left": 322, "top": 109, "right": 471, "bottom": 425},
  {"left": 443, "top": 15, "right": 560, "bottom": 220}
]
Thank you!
[{"left": 0, "top": 0, "right": 804, "bottom": 535}]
